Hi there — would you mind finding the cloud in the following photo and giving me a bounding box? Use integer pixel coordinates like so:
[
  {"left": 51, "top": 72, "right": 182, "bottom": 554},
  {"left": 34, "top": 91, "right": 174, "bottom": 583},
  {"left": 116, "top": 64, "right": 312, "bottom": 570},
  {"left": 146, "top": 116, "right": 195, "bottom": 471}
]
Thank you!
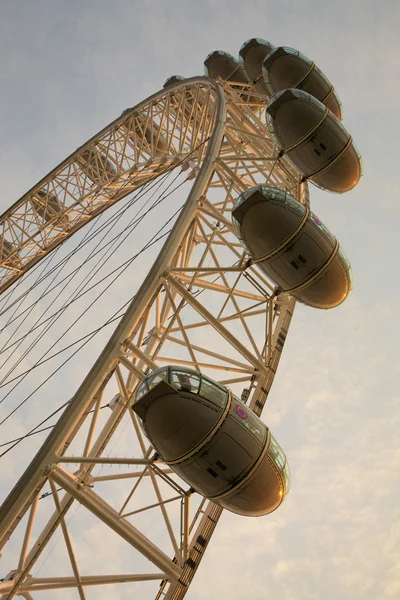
[{"left": 1, "top": 1, "right": 399, "bottom": 599}]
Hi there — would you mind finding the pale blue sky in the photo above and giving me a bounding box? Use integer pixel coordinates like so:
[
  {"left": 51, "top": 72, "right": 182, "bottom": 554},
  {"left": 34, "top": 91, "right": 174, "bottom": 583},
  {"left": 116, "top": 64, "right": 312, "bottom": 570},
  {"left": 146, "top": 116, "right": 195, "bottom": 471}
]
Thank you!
[{"left": 0, "top": 1, "right": 399, "bottom": 599}]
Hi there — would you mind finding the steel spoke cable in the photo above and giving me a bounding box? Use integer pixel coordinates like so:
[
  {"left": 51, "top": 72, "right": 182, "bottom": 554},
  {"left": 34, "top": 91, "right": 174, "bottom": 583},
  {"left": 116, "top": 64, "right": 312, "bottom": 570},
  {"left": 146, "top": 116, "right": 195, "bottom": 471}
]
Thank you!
[
  {"left": 0, "top": 310, "right": 127, "bottom": 398},
  {"left": 0, "top": 394, "right": 112, "bottom": 456},
  {"left": 0, "top": 138, "right": 207, "bottom": 323},
  {"left": 0, "top": 263, "right": 238, "bottom": 465},
  {"left": 0, "top": 423, "right": 61, "bottom": 448},
  {"left": 0, "top": 149, "right": 164, "bottom": 313},
  {"left": 0, "top": 225, "right": 169, "bottom": 437},
  {"left": 0, "top": 142, "right": 204, "bottom": 447},
  {"left": 0, "top": 165, "right": 177, "bottom": 381},
  {"left": 0, "top": 150, "right": 198, "bottom": 342},
  {"left": 0, "top": 137, "right": 210, "bottom": 449},
  {"left": 0, "top": 182, "right": 181, "bottom": 359},
  {"left": 0, "top": 200, "right": 140, "bottom": 333},
  {"left": 0, "top": 274, "right": 20, "bottom": 313},
  {"left": 0, "top": 212, "right": 108, "bottom": 372},
  {"left": 0, "top": 202, "right": 112, "bottom": 316},
  {"left": 0, "top": 199, "right": 183, "bottom": 423},
  {"left": 0, "top": 165, "right": 165, "bottom": 327},
  {"left": 0, "top": 297, "right": 132, "bottom": 448},
  {"left": 0, "top": 176, "right": 186, "bottom": 394},
  {"left": 3, "top": 216, "right": 235, "bottom": 395},
  {"left": 0, "top": 253, "right": 49, "bottom": 321},
  {"left": 0, "top": 161, "right": 179, "bottom": 335},
  {"left": 0, "top": 170, "right": 187, "bottom": 390},
  {"left": 0, "top": 241, "right": 44, "bottom": 313},
  {"left": 0, "top": 244, "right": 63, "bottom": 346},
  {"left": 0, "top": 159, "right": 165, "bottom": 322}
]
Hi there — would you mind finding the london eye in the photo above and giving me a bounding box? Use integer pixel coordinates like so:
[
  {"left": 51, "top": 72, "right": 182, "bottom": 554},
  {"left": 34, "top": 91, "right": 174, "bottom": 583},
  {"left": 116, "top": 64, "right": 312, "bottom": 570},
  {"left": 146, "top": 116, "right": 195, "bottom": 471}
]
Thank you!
[{"left": 0, "top": 37, "right": 361, "bottom": 600}]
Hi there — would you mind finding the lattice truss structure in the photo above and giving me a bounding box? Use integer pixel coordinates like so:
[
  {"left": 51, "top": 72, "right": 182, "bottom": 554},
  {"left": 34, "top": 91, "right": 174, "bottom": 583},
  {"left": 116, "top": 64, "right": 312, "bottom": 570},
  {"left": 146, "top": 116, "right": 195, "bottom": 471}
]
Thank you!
[{"left": 0, "top": 78, "right": 307, "bottom": 600}]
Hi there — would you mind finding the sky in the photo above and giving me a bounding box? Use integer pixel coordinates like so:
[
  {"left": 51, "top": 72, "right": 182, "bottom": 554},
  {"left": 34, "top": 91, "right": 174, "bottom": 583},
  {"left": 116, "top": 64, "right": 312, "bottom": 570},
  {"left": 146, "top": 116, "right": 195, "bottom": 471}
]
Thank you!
[{"left": 0, "top": 0, "right": 399, "bottom": 599}]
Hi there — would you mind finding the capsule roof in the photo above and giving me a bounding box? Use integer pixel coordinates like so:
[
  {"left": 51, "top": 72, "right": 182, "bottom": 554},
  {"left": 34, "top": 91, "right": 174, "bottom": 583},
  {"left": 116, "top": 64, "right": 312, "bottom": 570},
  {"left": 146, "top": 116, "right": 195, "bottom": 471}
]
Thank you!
[
  {"left": 239, "top": 38, "right": 275, "bottom": 95},
  {"left": 232, "top": 185, "right": 306, "bottom": 256},
  {"left": 136, "top": 365, "right": 228, "bottom": 404},
  {"left": 262, "top": 46, "right": 342, "bottom": 119},
  {"left": 204, "top": 50, "right": 250, "bottom": 83},
  {"left": 232, "top": 185, "right": 301, "bottom": 225}
]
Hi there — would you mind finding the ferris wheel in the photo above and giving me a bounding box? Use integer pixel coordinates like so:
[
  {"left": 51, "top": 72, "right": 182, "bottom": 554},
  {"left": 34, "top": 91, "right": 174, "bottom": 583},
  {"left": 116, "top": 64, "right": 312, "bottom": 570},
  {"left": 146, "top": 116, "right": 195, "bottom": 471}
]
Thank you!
[{"left": 0, "top": 38, "right": 361, "bottom": 600}]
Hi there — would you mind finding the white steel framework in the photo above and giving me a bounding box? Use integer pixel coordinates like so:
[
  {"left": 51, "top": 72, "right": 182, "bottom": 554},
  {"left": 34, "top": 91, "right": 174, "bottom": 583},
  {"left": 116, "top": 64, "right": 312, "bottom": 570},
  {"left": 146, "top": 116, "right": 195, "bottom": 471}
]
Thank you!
[{"left": 0, "top": 77, "right": 306, "bottom": 599}]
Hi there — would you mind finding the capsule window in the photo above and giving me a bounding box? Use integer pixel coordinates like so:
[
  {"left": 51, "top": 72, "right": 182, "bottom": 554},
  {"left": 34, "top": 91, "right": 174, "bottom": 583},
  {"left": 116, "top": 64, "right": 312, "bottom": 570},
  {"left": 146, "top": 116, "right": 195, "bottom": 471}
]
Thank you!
[
  {"left": 337, "top": 246, "right": 351, "bottom": 270},
  {"left": 200, "top": 378, "right": 228, "bottom": 407},
  {"left": 243, "top": 416, "right": 265, "bottom": 441},
  {"left": 310, "top": 212, "right": 336, "bottom": 245},
  {"left": 268, "top": 433, "right": 286, "bottom": 470},
  {"left": 282, "top": 459, "right": 291, "bottom": 493},
  {"left": 232, "top": 399, "right": 266, "bottom": 442},
  {"left": 146, "top": 369, "right": 168, "bottom": 391},
  {"left": 348, "top": 265, "right": 354, "bottom": 290},
  {"left": 231, "top": 216, "right": 243, "bottom": 240},
  {"left": 337, "top": 246, "right": 353, "bottom": 290},
  {"left": 170, "top": 369, "right": 200, "bottom": 394},
  {"left": 282, "top": 193, "right": 306, "bottom": 214},
  {"left": 135, "top": 381, "right": 148, "bottom": 401}
]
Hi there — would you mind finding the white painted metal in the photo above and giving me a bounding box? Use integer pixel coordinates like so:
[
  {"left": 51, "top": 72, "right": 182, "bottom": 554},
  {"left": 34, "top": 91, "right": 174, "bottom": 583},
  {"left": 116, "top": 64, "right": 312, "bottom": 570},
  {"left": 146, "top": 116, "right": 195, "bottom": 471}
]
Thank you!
[{"left": 0, "top": 77, "right": 303, "bottom": 599}]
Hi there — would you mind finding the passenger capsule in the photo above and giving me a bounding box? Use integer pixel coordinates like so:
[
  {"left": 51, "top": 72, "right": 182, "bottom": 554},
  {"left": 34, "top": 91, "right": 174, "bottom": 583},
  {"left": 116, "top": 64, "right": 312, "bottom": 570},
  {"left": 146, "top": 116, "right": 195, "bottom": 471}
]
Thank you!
[
  {"left": 262, "top": 46, "right": 342, "bottom": 119},
  {"left": 0, "top": 237, "right": 19, "bottom": 269},
  {"left": 32, "top": 189, "right": 69, "bottom": 227},
  {"left": 204, "top": 50, "right": 250, "bottom": 84},
  {"left": 132, "top": 366, "right": 290, "bottom": 516},
  {"left": 239, "top": 38, "right": 275, "bottom": 96},
  {"left": 266, "top": 89, "right": 362, "bottom": 193},
  {"left": 232, "top": 186, "right": 353, "bottom": 309},
  {"left": 163, "top": 75, "right": 185, "bottom": 88},
  {"left": 77, "top": 148, "right": 117, "bottom": 183}
]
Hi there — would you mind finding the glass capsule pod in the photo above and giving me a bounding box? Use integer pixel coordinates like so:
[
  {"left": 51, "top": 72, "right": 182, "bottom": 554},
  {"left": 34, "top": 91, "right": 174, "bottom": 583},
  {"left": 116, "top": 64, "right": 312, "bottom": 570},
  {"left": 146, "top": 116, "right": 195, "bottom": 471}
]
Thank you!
[
  {"left": 232, "top": 185, "right": 353, "bottom": 309},
  {"left": 0, "top": 236, "right": 19, "bottom": 269},
  {"left": 204, "top": 50, "right": 250, "bottom": 84},
  {"left": 77, "top": 148, "right": 117, "bottom": 184},
  {"left": 31, "top": 189, "right": 69, "bottom": 228},
  {"left": 266, "top": 88, "right": 362, "bottom": 193},
  {"left": 239, "top": 38, "right": 275, "bottom": 96},
  {"left": 262, "top": 46, "right": 342, "bottom": 119},
  {"left": 133, "top": 366, "right": 290, "bottom": 516}
]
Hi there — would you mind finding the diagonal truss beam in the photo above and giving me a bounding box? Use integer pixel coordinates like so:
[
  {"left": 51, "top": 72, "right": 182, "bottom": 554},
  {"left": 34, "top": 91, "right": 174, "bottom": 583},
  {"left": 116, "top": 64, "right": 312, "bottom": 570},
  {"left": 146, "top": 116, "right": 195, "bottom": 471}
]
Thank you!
[{"left": 0, "top": 77, "right": 304, "bottom": 600}]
